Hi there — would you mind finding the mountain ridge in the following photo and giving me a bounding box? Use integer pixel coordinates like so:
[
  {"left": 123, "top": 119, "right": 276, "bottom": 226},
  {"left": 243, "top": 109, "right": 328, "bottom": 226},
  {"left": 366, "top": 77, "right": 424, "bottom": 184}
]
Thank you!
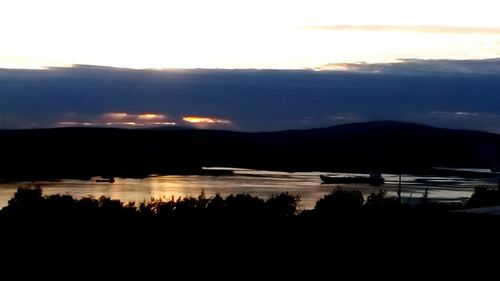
[{"left": 1, "top": 121, "right": 499, "bottom": 181}]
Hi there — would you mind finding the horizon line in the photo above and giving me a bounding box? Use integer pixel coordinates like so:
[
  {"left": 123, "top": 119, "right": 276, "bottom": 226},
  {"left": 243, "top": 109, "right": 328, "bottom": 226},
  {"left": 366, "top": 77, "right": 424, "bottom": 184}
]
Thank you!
[{"left": 1, "top": 120, "right": 498, "bottom": 135}]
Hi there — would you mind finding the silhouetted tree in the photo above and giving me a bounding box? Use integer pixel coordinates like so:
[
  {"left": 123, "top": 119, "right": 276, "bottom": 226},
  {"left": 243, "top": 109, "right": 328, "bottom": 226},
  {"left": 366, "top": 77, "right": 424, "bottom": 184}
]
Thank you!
[
  {"left": 266, "top": 192, "right": 300, "bottom": 217},
  {"left": 225, "top": 194, "right": 266, "bottom": 217},
  {"left": 364, "top": 189, "right": 400, "bottom": 213},
  {"left": 314, "top": 188, "right": 364, "bottom": 215},
  {"left": 207, "top": 193, "right": 225, "bottom": 215},
  {"left": 466, "top": 186, "right": 500, "bottom": 208},
  {"left": 3, "top": 186, "right": 44, "bottom": 219}
]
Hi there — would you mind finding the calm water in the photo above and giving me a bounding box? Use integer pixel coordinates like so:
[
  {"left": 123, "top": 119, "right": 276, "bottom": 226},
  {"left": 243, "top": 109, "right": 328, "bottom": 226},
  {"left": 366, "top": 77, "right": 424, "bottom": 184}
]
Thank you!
[{"left": 0, "top": 167, "right": 498, "bottom": 209}]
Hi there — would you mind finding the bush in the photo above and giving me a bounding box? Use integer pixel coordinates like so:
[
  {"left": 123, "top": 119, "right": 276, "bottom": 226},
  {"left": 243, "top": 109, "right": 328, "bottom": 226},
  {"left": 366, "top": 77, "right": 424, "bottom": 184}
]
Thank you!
[
  {"left": 266, "top": 192, "right": 300, "bottom": 217},
  {"left": 314, "top": 187, "right": 364, "bottom": 215},
  {"left": 466, "top": 186, "right": 500, "bottom": 208}
]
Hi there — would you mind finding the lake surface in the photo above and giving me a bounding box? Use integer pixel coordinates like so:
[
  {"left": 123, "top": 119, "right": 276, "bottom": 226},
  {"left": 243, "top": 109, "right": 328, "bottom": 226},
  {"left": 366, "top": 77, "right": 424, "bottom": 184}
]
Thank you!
[{"left": 1, "top": 167, "right": 498, "bottom": 209}]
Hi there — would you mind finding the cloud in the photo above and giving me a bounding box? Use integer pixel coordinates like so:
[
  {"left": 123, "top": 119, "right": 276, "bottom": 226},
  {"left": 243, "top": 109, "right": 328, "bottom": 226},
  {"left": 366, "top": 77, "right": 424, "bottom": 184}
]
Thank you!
[
  {"left": 58, "top": 112, "right": 176, "bottom": 128},
  {"left": 182, "top": 116, "right": 231, "bottom": 124},
  {"left": 182, "top": 116, "right": 232, "bottom": 129},
  {"left": 306, "top": 25, "right": 500, "bottom": 35},
  {"left": 1, "top": 64, "right": 500, "bottom": 132},
  {"left": 317, "top": 58, "right": 500, "bottom": 75},
  {"left": 430, "top": 111, "right": 480, "bottom": 117},
  {"left": 58, "top": 121, "right": 96, "bottom": 126},
  {"left": 407, "top": 111, "right": 500, "bottom": 134},
  {"left": 102, "top": 112, "right": 129, "bottom": 120},
  {"left": 329, "top": 113, "right": 363, "bottom": 122},
  {"left": 137, "top": 113, "right": 166, "bottom": 120}
]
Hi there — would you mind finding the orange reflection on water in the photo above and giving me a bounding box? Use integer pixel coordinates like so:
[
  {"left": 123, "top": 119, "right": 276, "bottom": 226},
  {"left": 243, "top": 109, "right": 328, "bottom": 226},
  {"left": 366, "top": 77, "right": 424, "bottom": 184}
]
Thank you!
[{"left": 0, "top": 169, "right": 482, "bottom": 210}]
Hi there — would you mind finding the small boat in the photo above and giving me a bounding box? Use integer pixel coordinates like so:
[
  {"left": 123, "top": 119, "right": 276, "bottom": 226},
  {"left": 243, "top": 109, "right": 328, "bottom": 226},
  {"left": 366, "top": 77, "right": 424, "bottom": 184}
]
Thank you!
[
  {"left": 96, "top": 177, "right": 115, "bottom": 183},
  {"left": 320, "top": 172, "right": 385, "bottom": 186}
]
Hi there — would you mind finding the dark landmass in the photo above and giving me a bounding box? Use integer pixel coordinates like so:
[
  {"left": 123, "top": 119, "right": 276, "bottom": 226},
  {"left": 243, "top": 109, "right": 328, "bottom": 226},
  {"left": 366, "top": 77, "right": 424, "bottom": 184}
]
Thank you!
[{"left": 1, "top": 121, "right": 500, "bottom": 181}]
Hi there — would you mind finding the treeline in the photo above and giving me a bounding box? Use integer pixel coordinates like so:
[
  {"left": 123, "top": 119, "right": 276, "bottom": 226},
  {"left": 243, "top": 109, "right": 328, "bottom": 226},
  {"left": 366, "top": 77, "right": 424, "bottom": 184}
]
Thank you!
[
  {"left": 3, "top": 186, "right": 500, "bottom": 261},
  {"left": 3, "top": 186, "right": 498, "bottom": 228}
]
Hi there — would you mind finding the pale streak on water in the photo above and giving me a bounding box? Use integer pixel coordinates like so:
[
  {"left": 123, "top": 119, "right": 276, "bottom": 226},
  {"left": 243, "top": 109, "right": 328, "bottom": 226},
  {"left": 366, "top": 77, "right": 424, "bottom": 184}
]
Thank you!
[{"left": 0, "top": 168, "right": 498, "bottom": 209}]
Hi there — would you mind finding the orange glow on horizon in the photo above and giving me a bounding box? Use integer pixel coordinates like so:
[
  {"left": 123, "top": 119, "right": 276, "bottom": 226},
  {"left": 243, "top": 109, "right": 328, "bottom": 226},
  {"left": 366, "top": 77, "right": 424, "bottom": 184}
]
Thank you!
[
  {"left": 58, "top": 112, "right": 176, "bottom": 127},
  {"left": 183, "top": 116, "right": 231, "bottom": 124},
  {"left": 183, "top": 117, "right": 216, "bottom": 123},
  {"left": 154, "top": 122, "right": 177, "bottom": 125},
  {"left": 103, "top": 113, "right": 128, "bottom": 119},
  {"left": 58, "top": 113, "right": 231, "bottom": 128},
  {"left": 103, "top": 122, "right": 140, "bottom": 126},
  {"left": 137, "top": 113, "right": 165, "bottom": 120}
]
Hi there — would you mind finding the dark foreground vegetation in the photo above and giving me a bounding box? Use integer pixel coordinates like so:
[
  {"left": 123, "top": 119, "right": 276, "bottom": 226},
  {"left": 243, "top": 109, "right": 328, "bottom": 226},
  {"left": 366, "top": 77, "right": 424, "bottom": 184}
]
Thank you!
[
  {"left": 3, "top": 186, "right": 500, "bottom": 258},
  {"left": 2, "top": 188, "right": 500, "bottom": 275},
  {"left": 0, "top": 189, "right": 491, "bottom": 273}
]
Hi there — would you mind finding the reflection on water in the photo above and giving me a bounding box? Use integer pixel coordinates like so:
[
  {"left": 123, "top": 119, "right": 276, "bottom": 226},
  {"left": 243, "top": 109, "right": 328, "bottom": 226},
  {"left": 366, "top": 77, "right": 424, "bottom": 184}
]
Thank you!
[{"left": 0, "top": 168, "right": 497, "bottom": 209}]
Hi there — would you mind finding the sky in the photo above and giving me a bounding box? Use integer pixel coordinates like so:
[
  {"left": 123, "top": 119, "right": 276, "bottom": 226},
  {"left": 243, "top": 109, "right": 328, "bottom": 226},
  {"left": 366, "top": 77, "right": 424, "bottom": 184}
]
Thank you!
[
  {"left": 2, "top": 0, "right": 500, "bottom": 69},
  {"left": 1, "top": 1, "right": 500, "bottom": 132}
]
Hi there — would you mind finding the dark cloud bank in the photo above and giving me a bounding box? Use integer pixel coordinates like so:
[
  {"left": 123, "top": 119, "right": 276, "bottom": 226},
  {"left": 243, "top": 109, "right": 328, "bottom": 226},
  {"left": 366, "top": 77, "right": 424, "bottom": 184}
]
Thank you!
[{"left": 1, "top": 58, "right": 500, "bottom": 132}]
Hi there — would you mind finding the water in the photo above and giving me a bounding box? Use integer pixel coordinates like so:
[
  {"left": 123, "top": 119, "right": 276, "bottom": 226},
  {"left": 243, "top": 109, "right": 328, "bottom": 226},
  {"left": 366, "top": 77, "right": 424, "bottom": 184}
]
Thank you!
[{"left": 0, "top": 167, "right": 497, "bottom": 209}]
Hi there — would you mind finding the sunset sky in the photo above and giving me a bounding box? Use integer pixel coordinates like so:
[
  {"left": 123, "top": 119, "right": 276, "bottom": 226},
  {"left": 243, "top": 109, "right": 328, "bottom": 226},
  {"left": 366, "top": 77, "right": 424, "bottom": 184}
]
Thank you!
[
  {"left": 1, "top": 1, "right": 500, "bottom": 132},
  {"left": 2, "top": 0, "right": 500, "bottom": 69}
]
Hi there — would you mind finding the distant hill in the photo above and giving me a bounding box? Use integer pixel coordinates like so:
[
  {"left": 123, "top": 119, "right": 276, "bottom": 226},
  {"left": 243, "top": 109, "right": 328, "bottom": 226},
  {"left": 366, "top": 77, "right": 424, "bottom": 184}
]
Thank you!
[{"left": 1, "top": 121, "right": 499, "bottom": 181}]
